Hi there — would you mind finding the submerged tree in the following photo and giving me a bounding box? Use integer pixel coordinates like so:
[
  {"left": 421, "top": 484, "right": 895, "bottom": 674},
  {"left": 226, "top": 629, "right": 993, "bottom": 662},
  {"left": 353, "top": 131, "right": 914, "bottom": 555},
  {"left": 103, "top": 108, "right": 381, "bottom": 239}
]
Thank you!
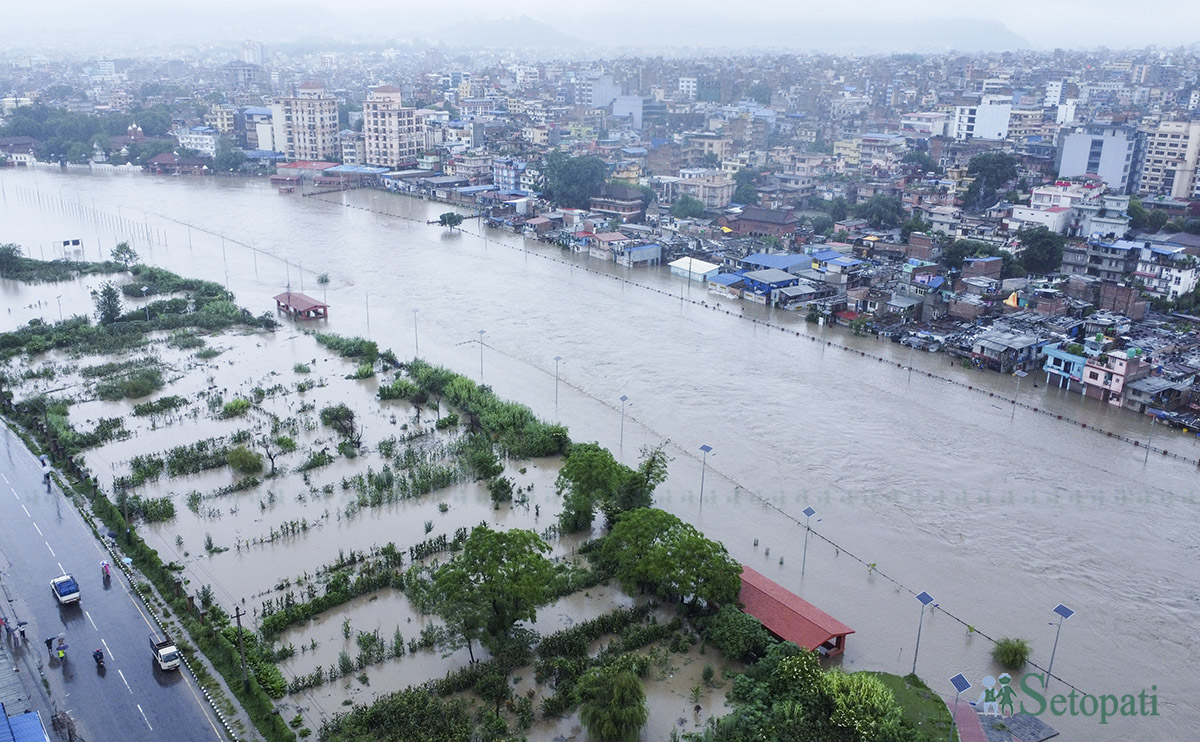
[
  {"left": 438, "top": 212, "right": 464, "bottom": 230},
  {"left": 577, "top": 660, "right": 649, "bottom": 742},
  {"left": 92, "top": 280, "right": 123, "bottom": 325},
  {"left": 431, "top": 525, "right": 554, "bottom": 659},
  {"left": 110, "top": 241, "right": 139, "bottom": 268}
]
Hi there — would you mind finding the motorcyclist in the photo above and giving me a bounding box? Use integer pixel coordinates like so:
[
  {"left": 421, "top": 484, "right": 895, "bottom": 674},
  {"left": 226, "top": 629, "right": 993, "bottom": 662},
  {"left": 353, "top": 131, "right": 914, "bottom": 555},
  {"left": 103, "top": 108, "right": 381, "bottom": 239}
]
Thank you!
[
  {"left": 101, "top": 560, "right": 111, "bottom": 580},
  {"left": 93, "top": 649, "right": 104, "bottom": 666}
]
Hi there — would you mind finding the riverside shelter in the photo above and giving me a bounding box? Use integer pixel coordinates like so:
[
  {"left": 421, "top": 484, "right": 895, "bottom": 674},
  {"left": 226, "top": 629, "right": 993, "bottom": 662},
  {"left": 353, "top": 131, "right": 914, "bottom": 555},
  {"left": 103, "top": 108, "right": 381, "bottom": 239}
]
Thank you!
[{"left": 738, "top": 565, "right": 854, "bottom": 656}]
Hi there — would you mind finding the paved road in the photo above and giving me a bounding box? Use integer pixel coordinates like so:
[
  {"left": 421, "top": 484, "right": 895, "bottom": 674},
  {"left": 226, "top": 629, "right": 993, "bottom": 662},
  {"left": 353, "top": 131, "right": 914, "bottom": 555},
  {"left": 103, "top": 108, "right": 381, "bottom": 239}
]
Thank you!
[{"left": 0, "top": 424, "right": 228, "bottom": 742}]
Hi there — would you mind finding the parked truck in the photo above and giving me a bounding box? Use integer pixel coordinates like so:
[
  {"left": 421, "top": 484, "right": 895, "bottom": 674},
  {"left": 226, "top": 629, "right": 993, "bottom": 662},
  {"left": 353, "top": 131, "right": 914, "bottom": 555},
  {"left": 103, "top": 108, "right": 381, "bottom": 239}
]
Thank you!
[
  {"left": 50, "top": 574, "right": 80, "bottom": 605},
  {"left": 149, "top": 632, "right": 180, "bottom": 671}
]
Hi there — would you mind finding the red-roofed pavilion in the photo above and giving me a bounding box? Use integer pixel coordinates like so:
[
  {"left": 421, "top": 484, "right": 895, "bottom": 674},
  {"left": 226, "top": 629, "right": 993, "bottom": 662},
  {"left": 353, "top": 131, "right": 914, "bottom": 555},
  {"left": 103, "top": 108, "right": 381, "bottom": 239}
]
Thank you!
[
  {"left": 739, "top": 565, "right": 854, "bottom": 656},
  {"left": 274, "top": 292, "right": 328, "bottom": 320}
]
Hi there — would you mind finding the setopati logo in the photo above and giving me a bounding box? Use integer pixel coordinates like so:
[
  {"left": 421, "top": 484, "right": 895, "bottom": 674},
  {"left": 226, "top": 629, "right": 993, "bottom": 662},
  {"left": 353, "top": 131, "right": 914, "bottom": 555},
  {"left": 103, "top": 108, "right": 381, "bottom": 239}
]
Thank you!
[{"left": 971, "top": 673, "right": 1160, "bottom": 725}]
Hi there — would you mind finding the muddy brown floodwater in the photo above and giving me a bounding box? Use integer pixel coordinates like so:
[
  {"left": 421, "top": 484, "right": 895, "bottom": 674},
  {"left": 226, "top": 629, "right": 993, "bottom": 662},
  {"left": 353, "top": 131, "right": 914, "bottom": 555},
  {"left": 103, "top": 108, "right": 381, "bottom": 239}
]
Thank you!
[{"left": 2, "top": 168, "right": 1198, "bottom": 740}]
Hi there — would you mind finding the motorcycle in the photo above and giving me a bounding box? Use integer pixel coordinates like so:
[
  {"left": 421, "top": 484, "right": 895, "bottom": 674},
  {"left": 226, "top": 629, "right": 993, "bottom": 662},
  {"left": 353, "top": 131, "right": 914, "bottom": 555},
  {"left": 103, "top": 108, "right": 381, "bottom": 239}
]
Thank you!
[{"left": 93, "top": 649, "right": 104, "bottom": 668}]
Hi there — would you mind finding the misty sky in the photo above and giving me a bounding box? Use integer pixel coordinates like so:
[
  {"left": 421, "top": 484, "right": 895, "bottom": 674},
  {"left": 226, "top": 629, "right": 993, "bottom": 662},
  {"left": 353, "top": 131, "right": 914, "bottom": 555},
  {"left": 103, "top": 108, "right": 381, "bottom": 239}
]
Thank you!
[{"left": 8, "top": 0, "right": 1200, "bottom": 52}]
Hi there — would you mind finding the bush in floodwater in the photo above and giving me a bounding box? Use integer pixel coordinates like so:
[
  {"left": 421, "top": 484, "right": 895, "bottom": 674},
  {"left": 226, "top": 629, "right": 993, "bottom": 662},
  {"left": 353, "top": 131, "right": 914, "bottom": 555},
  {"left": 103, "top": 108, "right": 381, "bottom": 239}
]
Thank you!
[
  {"left": 992, "top": 637, "right": 1031, "bottom": 669},
  {"left": 293, "top": 363, "right": 311, "bottom": 374},
  {"left": 220, "top": 398, "right": 252, "bottom": 418},
  {"left": 133, "top": 395, "right": 187, "bottom": 417},
  {"left": 95, "top": 367, "right": 164, "bottom": 400},
  {"left": 226, "top": 446, "right": 264, "bottom": 475},
  {"left": 348, "top": 363, "right": 374, "bottom": 380},
  {"left": 377, "top": 377, "right": 417, "bottom": 400},
  {"left": 312, "top": 332, "right": 378, "bottom": 363},
  {"left": 488, "top": 476, "right": 514, "bottom": 505}
]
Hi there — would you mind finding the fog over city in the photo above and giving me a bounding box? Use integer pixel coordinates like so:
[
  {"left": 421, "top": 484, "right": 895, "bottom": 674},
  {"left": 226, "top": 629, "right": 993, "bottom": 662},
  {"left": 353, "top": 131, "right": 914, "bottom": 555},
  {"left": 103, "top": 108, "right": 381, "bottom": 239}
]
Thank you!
[{"left": 9, "top": 0, "right": 1200, "bottom": 55}]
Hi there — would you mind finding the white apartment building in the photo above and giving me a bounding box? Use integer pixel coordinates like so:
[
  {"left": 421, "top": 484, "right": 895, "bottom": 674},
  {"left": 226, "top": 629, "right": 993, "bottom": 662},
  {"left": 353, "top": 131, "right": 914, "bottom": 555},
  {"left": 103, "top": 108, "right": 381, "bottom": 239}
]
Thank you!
[
  {"left": 205, "top": 104, "right": 238, "bottom": 136},
  {"left": 952, "top": 96, "right": 1011, "bottom": 140},
  {"left": 271, "top": 82, "right": 340, "bottom": 162},
  {"left": 1057, "top": 126, "right": 1136, "bottom": 194},
  {"left": 176, "top": 126, "right": 218, "bottom": 158},
  {"left": 1138, "top": 120, "right": 1200, "bottom": 199},
  {"left": 362, "top": 86, "right": 422, "bottom": 168},
  {"left": 1136, "top": 244, "right": 1199, "bottom": 300},
  {"left": 679, "top": 77, "right": 697, "bottom": 99},
  {"left": 900, "top": 112, "right": 949, "bottom": 137}
]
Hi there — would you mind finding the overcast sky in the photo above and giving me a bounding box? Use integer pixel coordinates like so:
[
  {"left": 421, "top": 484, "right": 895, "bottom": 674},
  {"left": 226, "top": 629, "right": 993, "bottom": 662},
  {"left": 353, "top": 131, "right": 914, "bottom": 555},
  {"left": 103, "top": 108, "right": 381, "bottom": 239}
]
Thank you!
[{"left": 8, "top": 0, "right": 1200, "bottom": 53}]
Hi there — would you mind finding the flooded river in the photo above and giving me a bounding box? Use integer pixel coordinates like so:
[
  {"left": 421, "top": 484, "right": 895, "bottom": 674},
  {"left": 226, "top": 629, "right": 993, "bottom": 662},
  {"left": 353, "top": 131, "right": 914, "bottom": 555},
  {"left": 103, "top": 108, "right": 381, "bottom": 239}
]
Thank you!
[{"left": 2, "top": 168, "right": 1196, "bottom": 740}]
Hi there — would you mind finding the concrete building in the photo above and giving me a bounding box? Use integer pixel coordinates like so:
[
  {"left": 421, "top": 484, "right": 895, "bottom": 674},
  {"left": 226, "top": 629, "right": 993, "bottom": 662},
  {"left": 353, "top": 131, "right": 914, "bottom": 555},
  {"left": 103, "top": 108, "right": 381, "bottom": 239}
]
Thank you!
[
  {"left": 176, "top": 126, "right": 218, "bottom": 158},
  {"left": 205, "top": 104, "right": 238, "bottom": 136},
  {"left": 1135, "top": 243, "right": 1200, "bottom": 300},
  {"left": 1061, "top": 235, "right": 1142, "bottom": 282},
  {"left": 1138, "top": 120, "right": 1200, "bottom": 199},
  {"left": 271, "top": 82, "right": 340, "bottom": 162},
  {"left": 1057, "top": 126, "right": 1137, "bottom": 194},
  {"left": 242, "top": 107, "right": 273, "bottom": 151},
  {"left": 952, "top": 96, "right": 1011, "bottom": 141},
  {"left": 362, "top": 86, "right": 422, "bottom": 169}
]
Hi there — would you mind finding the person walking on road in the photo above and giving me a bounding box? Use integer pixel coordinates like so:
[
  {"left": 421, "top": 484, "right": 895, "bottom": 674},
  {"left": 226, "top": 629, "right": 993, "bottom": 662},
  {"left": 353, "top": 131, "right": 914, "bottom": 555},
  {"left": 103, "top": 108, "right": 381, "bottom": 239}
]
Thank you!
[{"left": 45, "top": 637, "right": 54, "bottom": 654}]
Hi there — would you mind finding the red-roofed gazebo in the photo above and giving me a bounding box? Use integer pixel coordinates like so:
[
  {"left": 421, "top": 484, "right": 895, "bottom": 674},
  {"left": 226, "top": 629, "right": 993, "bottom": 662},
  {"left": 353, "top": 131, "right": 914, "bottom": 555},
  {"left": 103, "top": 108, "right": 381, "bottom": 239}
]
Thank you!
[
  {"left": 274, "top": 292, "right": 328, "bottom": 320},
  {"left": 739, "top": 565, "right": 854, "bottom": 656}
]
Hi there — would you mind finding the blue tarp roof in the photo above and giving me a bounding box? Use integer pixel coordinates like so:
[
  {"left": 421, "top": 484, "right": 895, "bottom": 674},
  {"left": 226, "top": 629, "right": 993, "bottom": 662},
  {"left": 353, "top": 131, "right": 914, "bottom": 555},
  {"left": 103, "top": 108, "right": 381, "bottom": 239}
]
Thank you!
[
  {"left": 810, "top": 249, "right": 842, "bottom": 261},
  {"left": 5, "top": 712, "right": 48, "bottom": 742},
  {"left": 242, "top": 107, "right": 271, "bottom": 115},
  {"left": 710, "top": 273, "right": 744, "bottom": 286},
  {"left": 243, "top": 150, "right": 282, "bottom": 160},
  {"left": 626, "top": 243, "right": 660, "bottom": 252},
  {"left": 829, "top": 257, "right": 863, "bottom": 267},
  {"left": 743, "top": 252, "right": 809, "bottom": 271},
  {"left": 456, "top": 185, "right": 497, "bottom": 194}
]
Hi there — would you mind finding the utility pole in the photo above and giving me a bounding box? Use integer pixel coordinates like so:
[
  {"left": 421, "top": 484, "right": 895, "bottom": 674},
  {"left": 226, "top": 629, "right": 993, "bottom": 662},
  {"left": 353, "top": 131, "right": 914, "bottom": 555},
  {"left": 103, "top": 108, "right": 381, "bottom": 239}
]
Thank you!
[{"left": 234, "top": 606, "right": 249, "bottom": 692}]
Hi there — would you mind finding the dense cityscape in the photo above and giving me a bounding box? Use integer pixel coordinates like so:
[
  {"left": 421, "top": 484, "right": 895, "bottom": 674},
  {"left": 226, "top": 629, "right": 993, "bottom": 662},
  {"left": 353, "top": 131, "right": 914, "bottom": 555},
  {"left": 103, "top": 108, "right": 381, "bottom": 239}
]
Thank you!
[{"left": 2, "top": 28, "right": 1199, "bottom": 742}]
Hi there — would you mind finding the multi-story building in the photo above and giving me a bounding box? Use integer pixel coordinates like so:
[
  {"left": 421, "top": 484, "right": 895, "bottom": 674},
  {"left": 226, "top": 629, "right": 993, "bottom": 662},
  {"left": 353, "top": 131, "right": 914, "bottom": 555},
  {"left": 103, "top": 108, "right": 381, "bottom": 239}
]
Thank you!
[
  {"left": 176, "top": 126, "right": 218, "bottom": 158},
  {"left": 899, "top": 112, "right": 949, "bottom": 138},
  {"left": 340, "top": 130, "right": 363, "bottom": 166},
  {"left": 1082, "top": 349, "right": 1150, "bottom": 406},
  {"left": 678, "top": 77, "right": 697, "bottom": 100},
  {"left": 491, "top": 157, "right": 527, "bottom": 191},
  {"left": 1134, "top": 243, "right": 1199, "bottom": 300},
  {"left": 362, "top": 86, "right": 422, "bottom": 169},
  {"left": 1061, "top": 235, "right": 1141, "bottom": 282},
  {"left": 205, "top": 104, "right": 238, "bottom": 136},
  {"left": 1057, "top": 125, "right": 1137, "bottom": 194},
  {"left": 951, "top": 96, "right": 1011, "bottom": 140},
  {"left": 242, "top": 107, "right": 273, "bottom": 151},
  {"left": 271, "top": 82, "right": 340, "bottom": 162},
  {"left": 1137, "top": 120, "right": 1200, "bottom": 199},
  {"left": 676, "top": 169, "right": 736, "bottom": 209}
]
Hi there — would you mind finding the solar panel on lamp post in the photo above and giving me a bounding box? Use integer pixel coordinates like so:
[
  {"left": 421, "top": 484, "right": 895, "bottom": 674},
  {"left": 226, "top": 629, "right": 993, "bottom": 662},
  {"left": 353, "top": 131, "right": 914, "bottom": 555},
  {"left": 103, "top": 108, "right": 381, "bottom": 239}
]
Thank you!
[
  {"left": 801, "top": 506, "right": 816, "bottom": 576},
  {"left": 554, "top": 356, "right": 563, "bottom": 406},
  {"left": 619, "top": 395, "right": 630, "bottom": 449},
  {"left": 1045, "top": 603, "right": 1074, "bottom": 690},
  {"left": 912, "top": 591, "right": 934, "bottom": 675},
  {"left": 948, "top": 673, "right": 972, "bottom": 742},
  {"left": 698, "top": 444, "right": 713, "bottom": 506},
  {"left": 1012, "top": 369, "right": 1028, "bottom": 421}
]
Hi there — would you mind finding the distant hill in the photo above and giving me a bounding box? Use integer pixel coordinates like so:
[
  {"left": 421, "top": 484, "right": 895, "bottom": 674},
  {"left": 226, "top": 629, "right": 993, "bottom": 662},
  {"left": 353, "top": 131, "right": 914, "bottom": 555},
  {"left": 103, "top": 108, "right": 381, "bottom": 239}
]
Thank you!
[{"left": 427, "top": 15, "right": 583, "bottom": 50}]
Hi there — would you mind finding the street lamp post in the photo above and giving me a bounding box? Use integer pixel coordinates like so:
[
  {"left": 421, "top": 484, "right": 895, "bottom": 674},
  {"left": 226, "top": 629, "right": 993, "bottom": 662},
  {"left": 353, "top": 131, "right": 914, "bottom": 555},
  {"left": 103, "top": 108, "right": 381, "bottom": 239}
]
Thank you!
[
  {"left": 619, "top": 395, "right": 630, "bottom": 449},
  {"left": 56, "top": 295, "right": 62, "bottom": 322},
  {"left": 801, "top": 506, "right": 816, "bottom": 575},
  {"left": 141, "top": 285, "right": 149, "bottom": 321},
  {"left": 478, "top": 330, "right": 486, "bottom": 377},
  {"left": 912, "top": 591, "right": 935, "bottom": 675},
  {"left": 948, "top": 674, "right": 972, "bottom": 742},
  {"left": 554, "top": 356, "right": 563, "bottom": 406},
  {"left": 1044, "top": 603, "right": 1075, "bottom": 689},
  {"left": 1144, "top": 415, "right": 1156, "bottom": 465},
  {"left": 698, "top": 444, "right": 713, "bottom": 505},
  {"left": 412, "top": 309, "right": 420, "bottom": 359},
  {"left": 1012, "top": 369, "right": 1028, "bottom": 421}
]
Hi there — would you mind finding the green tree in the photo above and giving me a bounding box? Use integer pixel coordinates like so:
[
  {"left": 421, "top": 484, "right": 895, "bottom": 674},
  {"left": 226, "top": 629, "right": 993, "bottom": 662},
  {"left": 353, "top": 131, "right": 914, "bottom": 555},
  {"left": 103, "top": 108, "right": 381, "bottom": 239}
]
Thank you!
[
  {"left": 900, "top": 215, "right": 930, "bottom": 242},
  {"left": 598, "top": 508, "right": 741, "bottom": 608},
  {"left": 828, "top": 197, "right": 848, "bottom": 222},
  {"left": 1017, "top": 225, "right": 1066, "bottom": 274},
  {"left": 733, "top": 167, "right": 762, "bottom": 204},
  {"left": 319, "top": 403, "right": 358, "bottom": 441},
  {"left": 603, "top": 442, "right": 670, "bottom": 526},
  {"left": 92, "top": 281, "right": 123, "bottom": 325},
  {"left": 214, "top": 136, "right": 245, "bottom": 173},
  {"left": 964, "top": 152, "right": 1018, "bottom": 211},
  {"left": 809, "top": 215, "right": 834, "bottom": 236},
  {"left": 0, "top": 243, "right": 21, "bottom": 275},
  {"left": 901, "top": 149, "right": 942, "bottom": 175},
  {"left": 670, "top": 194, "right": 706, "bottom": 219},
  {"left": 545, "top": 154, "right": 607, "bottom": 209},
  {"left": 556, "top": 442, "right": 623, "bottom": 532},
  {"left": 110, "top": 241, "right": 139, "bottom": 267},
  {"left": 226, "top": 446, "right": 264, "bottom": 475},
  {"left": 701, "top": 606, "right": 771, "bottom": 662},
  {"left": 577, "top": 661, "right": 649, "bottom": 742},
  {"left": 1147, "top": 209, "right": 1169, "bottom": 233},
  {"left": 438, "top": 212, "right": 465, "bottom": 230},
  {"left": 853, "top": 194, "right": 906, "bottom": 229},
  {"left": 431, "top": 525, "right": 554, "bottom": 657}
]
